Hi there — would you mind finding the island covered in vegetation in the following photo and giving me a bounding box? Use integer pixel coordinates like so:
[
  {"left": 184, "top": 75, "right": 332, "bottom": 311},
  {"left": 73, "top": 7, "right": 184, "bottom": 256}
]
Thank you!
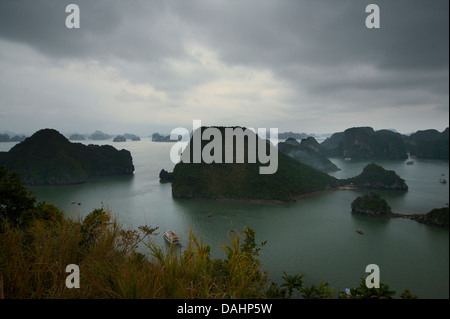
[
  {"left": 161, "top": 126, "right": 409, "bottom": 202},
  {"left": 152, "top": 132, "right": 178, "bottom": 142},
  {"left": 392, "top": 207, "right": 449, "bottom": 227},
  {"left": 404, "top": 128, "right": 449, "bottom": 159},
  {"left": 0, "top": 133, "right": 26, "bottom": 142},
  {"left": 167, "top": 126, "right": 339, "bottom": 201},
  {"left": 341, "top": 163, "right": 408, "bottom": 190},
  {"left": 351, "top": 192, "right": 392, "bottom": 216},
  {"left": 351, "top": 191, "right": 448, "bottom": 227},
  {"left": 0, "top": 129, "right": 134, "bottom": 185},
  {"left": 321, "top": 127, "right": 408, "bottom": 159},
  {"left": 319, "top": 126, "right": 449, "bottom": 160}
]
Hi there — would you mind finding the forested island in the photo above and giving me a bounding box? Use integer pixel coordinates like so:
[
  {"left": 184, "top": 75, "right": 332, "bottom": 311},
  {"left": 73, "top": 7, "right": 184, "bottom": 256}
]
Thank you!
[
  {"left": 351, "top": 192, "right": 449, "bottom": 227},
  {"left": 113, "top": 135, "right": 126, "bottom": 142},
  {"left": 161, "top": 126, "right": 409, "bottom": 202},
  {"left": 321, "top": 127, "right": 408, "bottom": 159},
  {"left": 0, "top": 129, "right": 134, "bottom": 185},
  {"left": 0, "top": 133, "right": 26, "bottom": 142},
  {"left": 0, "top": 125, "right": 444, "bottom": 197},
  {"left": 391, "top": 207, "right": 449, "bottom": 227},
  {"left": 351, "top": 192, "right": 393, "bottom": 216},
  {"left": 68, "top": 132, "right": 140, "bottom": 142},
  {"left": 320, "top": 126, "right": 449, "bottom": 160},
  {"left": 341, "top": 163, "right": 408, "bottom": 190},
  {"left": 170, "top": 127, "right": 339, "bottom": 201},
  {"left": 152, "top": 132, "right": 178, "bottom": 142},
  {"left": 89, "top": 130, "right": 111, "bottom": 140},
  {"left": 123, "top": 133, "right": 141, "bottom": 141},
  {"left": 404, "top": 128, "right": 449, "bottom": 159}
]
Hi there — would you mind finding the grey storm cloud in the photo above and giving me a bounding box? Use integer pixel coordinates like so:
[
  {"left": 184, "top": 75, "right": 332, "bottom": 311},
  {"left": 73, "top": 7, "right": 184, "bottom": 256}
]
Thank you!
[{"left": 0, "top": 0, "right": 448, "bottom": 135}]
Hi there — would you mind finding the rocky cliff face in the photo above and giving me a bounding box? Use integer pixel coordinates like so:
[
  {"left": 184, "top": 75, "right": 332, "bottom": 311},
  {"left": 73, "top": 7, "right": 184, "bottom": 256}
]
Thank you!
[
  {"left": 321, "top": 126, "right": 449, "bottom": 160},
  {"left": 321, "top": 127, "right": 408, "bottom": 159},
  {"left": 320, "top": 132, "right": 344, "bottom": 157},
  {"left": 278, "top": 137, "right": 339, "bottom": 172},
  {"left": 404, "top": 128, "right": 449, "bottom": 159}
]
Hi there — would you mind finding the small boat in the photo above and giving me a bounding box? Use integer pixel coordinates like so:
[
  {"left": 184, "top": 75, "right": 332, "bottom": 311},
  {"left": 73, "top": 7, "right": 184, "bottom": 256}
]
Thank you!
[
  {"left": 356, "top": 229, "right": 364, "bottom": 235},
  {"left": 164, "top": 230, "right": 181, "bottom": 245},
  {"left": 440, "top": 174, "right": 447, "bottom": 184},
  {"left": 406, "top": 161, "right": 414, "bottom": 165},
  {"left": 345, "top": 157, "right": 351, "bottom": 161}
]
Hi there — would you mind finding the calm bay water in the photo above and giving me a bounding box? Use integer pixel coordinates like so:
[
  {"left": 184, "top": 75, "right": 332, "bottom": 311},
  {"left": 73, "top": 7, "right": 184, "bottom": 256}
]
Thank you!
[{"left": 1, "top": 139, "right": 448, "bottom": 298}]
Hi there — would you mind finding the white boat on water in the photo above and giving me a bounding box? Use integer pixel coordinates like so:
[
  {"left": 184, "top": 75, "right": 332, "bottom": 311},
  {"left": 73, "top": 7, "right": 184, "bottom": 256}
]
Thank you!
[{"left": 164, "top": 230, "right": 181, "bottom": 245}]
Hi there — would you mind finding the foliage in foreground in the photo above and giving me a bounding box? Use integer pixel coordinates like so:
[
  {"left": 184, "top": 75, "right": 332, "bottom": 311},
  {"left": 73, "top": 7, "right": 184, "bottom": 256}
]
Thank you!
[
  {"left": 0, "top": 206, "right": 269, "bottom": 298},
  {"left": 0, "top": 208, "right": 417, "bottom": 299}
]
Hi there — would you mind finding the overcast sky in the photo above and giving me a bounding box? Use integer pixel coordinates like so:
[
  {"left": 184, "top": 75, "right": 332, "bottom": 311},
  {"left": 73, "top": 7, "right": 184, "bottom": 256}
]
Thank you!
[{"left": 0, "top": 0, "right": 448, "bottom": 136}]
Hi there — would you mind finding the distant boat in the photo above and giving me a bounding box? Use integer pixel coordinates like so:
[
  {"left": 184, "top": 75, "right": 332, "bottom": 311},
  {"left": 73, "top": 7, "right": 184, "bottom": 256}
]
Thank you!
[
  {"left": 164, "top": 230, "right": 181, "bottom": 245},
  {"left": 345, "top": 157, "right": 351, "bottom": 161},
  {"left": 356, "top": 229, "right": 364, "bottom": 235},
  {"left": 406, "top": 161, "right": 414, "bottom": 165},
  {"left": 440, "top": 174, "right": 447, "bottom": 184}
]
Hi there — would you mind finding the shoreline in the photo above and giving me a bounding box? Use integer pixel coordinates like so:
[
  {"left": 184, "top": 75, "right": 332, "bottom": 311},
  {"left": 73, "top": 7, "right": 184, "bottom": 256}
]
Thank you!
[
  {"left": 172, "top": 185, "right": 349, "bottom": 205},
  {"left": 173, "top": 189, "right": 449, "bottom": 228},
  {"left": 173, "top": 184, "right": 363, "bottom": 204},
  {"left": 352, "top": 209, "right": 449, "bottom": 228}
]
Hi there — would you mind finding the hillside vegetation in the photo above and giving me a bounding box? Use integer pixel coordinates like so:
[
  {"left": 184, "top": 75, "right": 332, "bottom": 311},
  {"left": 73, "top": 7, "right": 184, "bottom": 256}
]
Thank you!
[
  {"left": 277, "top": 137, "right": 339, "bottom": 172},
  {"left": 171, "top": 127, "right": 339, "bottom": 201},
  {"left": 167, "top": 127, "right": 408, "bottom": 201},
  {"left": 0, "top": 129, "right": 134, "bottom": 185},
  {"left": 321, "top": 127, "right": 408, "bottom": 159},
  {"left": 405, "top": 128, "right": 449, "bottom": 159},
  {"left": 351, "top": 192, "right": 392, "bottom": 216},
  {"left": 341, "top": 163, "right": 408, "bottom": 190}
]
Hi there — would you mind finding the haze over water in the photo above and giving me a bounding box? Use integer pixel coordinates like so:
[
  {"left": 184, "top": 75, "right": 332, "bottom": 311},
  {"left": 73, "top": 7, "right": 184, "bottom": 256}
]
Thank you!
[{"left": 1, "top": 139, "right": 448, "bottom": 298}]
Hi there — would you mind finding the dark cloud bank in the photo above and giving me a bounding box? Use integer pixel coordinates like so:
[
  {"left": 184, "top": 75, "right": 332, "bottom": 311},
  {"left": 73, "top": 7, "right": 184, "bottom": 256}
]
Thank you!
[{"left": 0, "top": 0, "right": 448, "bottom": 136}]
